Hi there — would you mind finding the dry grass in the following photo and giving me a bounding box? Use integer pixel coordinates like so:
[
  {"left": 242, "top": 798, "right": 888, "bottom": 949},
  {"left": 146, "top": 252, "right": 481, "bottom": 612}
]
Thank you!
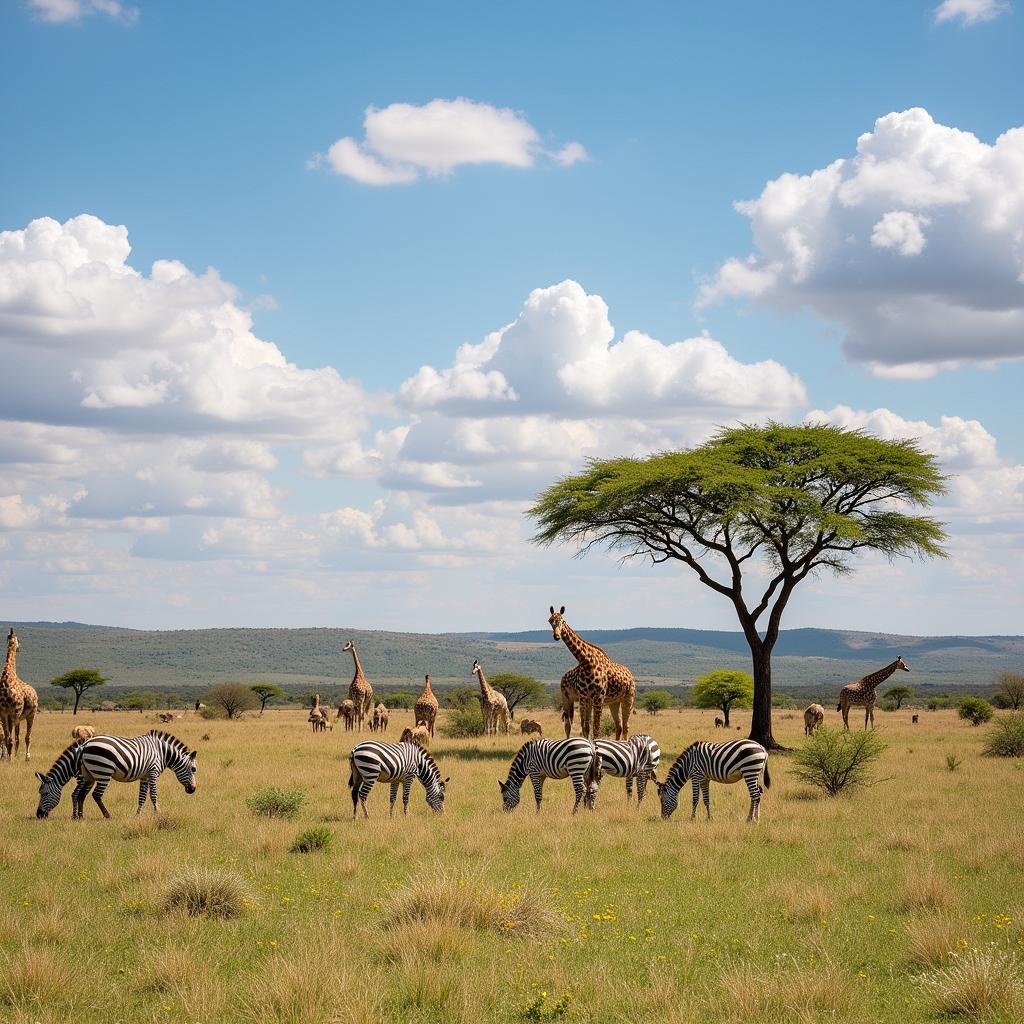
[
  {"left": 900, "top": 867, "right": 956, "bottom": 913},
  {"left": 162, "top": 867, "right": 252, "bottom": 918},
  {"left": 781, "top": 883, "right": 834, "bottom": 922},
  {"left": 0, "top": 945, "right": 74, "bottom": 1012},
  {"left": 920, "top": 947, "right": 1024, "bottom": 1019},
  {"left": 383, "top": 862, "right": 563, "bottom": 939},
  {"left": 720, "top": 958, "right": 858, "bottom": 1023},
  {"left": 905, "top": 915, "right": 964, "bottom": 966}
]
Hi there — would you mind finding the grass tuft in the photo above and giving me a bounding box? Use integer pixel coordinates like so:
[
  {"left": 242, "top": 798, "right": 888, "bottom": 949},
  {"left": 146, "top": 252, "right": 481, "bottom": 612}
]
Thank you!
[
  {"left": 163, "top": 867, "right": 252, "bottom": 919},
  {"left": 900, "top": 869, "right": 954, "bottom": 913},
  {"left": 383, "top": 863, "right": 562, "bottom": 939},
  {"left": 290, "top": 826, "right": 333, "bottom": 853},
  {"left": 920, "top": 946, "right": 1023, "bottom": 1019},
  {"left": 719, "top": 959, "right": 856, "bottom": 1022},
  {"left": 246, "top": 786, "right": 305, "bottom": 819}
]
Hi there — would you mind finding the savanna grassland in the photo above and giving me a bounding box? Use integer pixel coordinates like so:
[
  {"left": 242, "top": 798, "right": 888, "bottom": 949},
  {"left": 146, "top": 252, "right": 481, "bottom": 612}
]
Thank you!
[{"left": 1, "top": 707, "right": 1022, "bottom": 1024}]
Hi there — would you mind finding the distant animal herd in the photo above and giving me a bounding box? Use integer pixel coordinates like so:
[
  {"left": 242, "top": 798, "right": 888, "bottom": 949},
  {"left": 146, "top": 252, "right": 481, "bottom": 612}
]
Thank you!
[{"left": 2, "top": 611, "right": 918, "bottom": 824}]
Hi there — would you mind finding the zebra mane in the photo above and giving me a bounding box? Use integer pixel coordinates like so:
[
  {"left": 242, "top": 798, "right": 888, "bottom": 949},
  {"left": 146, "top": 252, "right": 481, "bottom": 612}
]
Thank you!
[
  {"left": 417, "top": 747, "right": 442, "bottom": 779},
  {"left": 44, "top": 740, "right": 82, "bottom": 774},
  {"left": 680, "top": 741, "right": 700, "bottom": 757},
  {"left": 148, "top": 729, "right": 192, "bottom": 756}
]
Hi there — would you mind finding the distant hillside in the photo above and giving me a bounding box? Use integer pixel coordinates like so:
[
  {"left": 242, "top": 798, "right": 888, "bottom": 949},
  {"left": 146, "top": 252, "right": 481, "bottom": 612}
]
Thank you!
[{"left": 5, "top": 621, "right": 1020, "bottom": 699}]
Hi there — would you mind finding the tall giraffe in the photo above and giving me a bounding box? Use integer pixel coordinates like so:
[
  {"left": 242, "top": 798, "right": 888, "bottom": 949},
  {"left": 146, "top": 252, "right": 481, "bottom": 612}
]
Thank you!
[
  {"left": 343, "top": 640, "right": 374, "bottom": 732},
  {"left": 414, "top": 675, "right": 439, "bottom": 738},
  {"left": 473, "top": 660, "right": 509, "bottom": 736},
  {"left": 548, "top": 606, "right": 636, "bottom": 740},
  {"left": 309, "top": 692, "right": 329, "bottom": 733},
  {"left": 837, "top": 656, "right": 910, "bottom": 729},
  {"left": 0, "top": 629, "right": 39, "bottom": 761}
]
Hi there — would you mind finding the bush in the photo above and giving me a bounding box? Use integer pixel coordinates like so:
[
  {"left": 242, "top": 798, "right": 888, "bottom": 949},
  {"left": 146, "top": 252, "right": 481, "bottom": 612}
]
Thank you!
[
  {"left": 791, "top": 727, "right": 886, "bottom": 797},
  {"left": 440, "top": 703, "right": 486, "bottom": 738},
  {"left": 945, "top": 753, "right": 961, "bottom": 772},
  {"left": 246, "top": 787, "right": 305, "bottom": 819},
  {"left": 982, "top": 712, "right": 1024, "bottom": 757},
  {"left": 290, "top": 826, "right": 333, "bottom": 854},
  {"left": 163, "top": 868, "right": 251, "bottom": 918},
  {"left": 958, "top": 696, "right": 994, "bottom": 727}
]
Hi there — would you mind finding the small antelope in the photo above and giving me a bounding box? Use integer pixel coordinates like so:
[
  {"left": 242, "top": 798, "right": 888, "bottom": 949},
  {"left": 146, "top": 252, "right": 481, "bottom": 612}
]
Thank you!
[
  {"left": 519, "top": 719, "right": 543, "bottom": 736},
  {"left": 714, "top": 717, "right": 724, "bottom": 729}
]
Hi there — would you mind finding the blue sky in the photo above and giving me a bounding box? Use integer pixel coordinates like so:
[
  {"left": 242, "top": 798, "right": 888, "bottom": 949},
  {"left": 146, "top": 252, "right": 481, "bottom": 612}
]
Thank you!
[{"left": 1, "top": 0, "right": 1022, "bottom": 635}]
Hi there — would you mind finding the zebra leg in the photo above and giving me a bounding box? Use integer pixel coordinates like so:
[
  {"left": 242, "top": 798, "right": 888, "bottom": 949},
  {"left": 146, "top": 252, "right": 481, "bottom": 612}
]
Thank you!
[
  {"left": 389, "top": 782, "right": 400, "bottom": 817},
  {"left": 402, "top": 776, "right": 413, "bottom": 815},
  {"left": 72, "top": 778, "right": 91, "bottom": 819},
  {"left": 358, "top": 780, "right": 375, "bottom": 818},
  {"left": 150, "top": 771, "right": 160, "bottom": 813},
  {"left": 530, "top": 772, "right": 544, "bottom": 812},
  {"left": 625, "top": 776, "right": 633, "bottom": 801},
  {"left": 571, "top": 773, "right": 585, "bottom": 815},
  {"left": 701, "top": 780, "right": 711, "bottom": 821},
  {"left": 137, "top": 778, "right": 149, "bottom": 815},
  {"left": 636, "top": 773, "right": 646, "bottom": 805},
  {"left": 690, "top": 779, "right": 700, "bottom": 820},
  {"left": 92, "top": 780, "right": 112, "bottom": 819}
]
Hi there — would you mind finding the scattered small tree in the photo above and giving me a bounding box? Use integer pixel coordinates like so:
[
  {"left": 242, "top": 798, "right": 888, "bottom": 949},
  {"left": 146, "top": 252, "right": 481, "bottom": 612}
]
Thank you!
[
  {"left": 206, "top": 682, "right": 258, "bottom": 720},
  {"left": 445, "top": 687, "right": 479, "bottom": 711},
  {"left": 50, "top": 668, "right": 107, "bottom": 716},
  {"left": 640, "top": 689, "right": 673, "bottom": 715},
  {"left": 792, "top": 727, "right": 887, "bottom": 796},
  {"left": 490, "top": 673, "right": 546, "bottom": 721},
  {"left": 992, "top": 672, "right": 1024, "bottom": 711},
  {"left": 982, "top": 713, "right": 1024, "bottom": 757},
  {"left": 692, "top": 669, "right": 754, "bottom": 727},
  {"left": 50, "top": 693, "right": 70, "bottom": 713},
  {"left": 384, "top": 690, "right": 418, "bottom": 710},
  {"left": 122, "top": 690, "right": 157, "bottom": 712},
  {"left": 883, "top": 684, "right": 914, "bottom": 709},
  {"left": 958, "top": 696, "right": 994, "bottom": 727},
  {"left": 249, "top": 683, "right": 286, "bottom": 715}
]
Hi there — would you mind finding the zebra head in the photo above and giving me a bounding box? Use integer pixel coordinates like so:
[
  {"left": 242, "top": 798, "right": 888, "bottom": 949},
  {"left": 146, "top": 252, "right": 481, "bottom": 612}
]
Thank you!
[
  {"left": 171, "top": 747, "right": 198, "bottom": 794},
  {"left": 34, "top": 771, "right": 63, "bottom": 818},
  {"left": 654, "top": 776, "right": 679, "bottom": 820},
  {"left": 425, "top": 775, "right": 450, "bottom": 813},
  {"left": 498, "top": 778, "right": 521, "bottom": 812}
]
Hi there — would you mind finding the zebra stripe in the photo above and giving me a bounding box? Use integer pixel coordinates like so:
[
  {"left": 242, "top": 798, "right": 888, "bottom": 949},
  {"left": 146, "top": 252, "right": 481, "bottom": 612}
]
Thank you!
[
  {"left": 34, "top": 741, "right": 83, "bottom": 818},
  {"left": 586, "top": 734, "right": 661, "bottom": 808},
  {"left": 74, "top": 730, "right": 197, "bottom": 819},
  {"left": 656, "top": 739, "right": 770, "bottom": 823},
  {"left": 499, "top": 737, "right": 602, "bottom": 814},
  {"left": 348, "top": 740, "right": 448, "bottom": 818}
]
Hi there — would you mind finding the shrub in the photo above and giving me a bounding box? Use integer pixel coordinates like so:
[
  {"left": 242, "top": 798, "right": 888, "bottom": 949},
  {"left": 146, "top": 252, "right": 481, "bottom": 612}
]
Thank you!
[
  {"left": 791, "top": 727, "right": 886, "bottom": 797},
  {"left": 958, "top": 696, "right": 994, "bottom": 727},
  {"left": 163, "top": 868, "right": 251, "bottom": 918},
  {"left": 440, "top": 704, "right": 485, "bottom": 738},
  {"left": 945, "top": 753, "right": 962, "bottom": 772},
  {"left": 599, "top": 717, "right": 617, "bottom": 737},
  {"left": 290, "top": 826, "right": 333, "bottom": 854},
  {"left": 205, "top": 682, "right": 258, "bottom": 720},
  {"left": 246, "top": 787, "right": 305, "bottom": 819},
  {"left": 920, "top": 947, "right": 1023, "bottom": 1020},
  {"left": 982, "top": 712, "right": 1024, "bottom": 757}
]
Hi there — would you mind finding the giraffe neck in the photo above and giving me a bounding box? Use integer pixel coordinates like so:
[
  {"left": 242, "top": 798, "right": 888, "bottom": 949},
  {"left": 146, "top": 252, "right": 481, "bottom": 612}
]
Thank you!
[
  {"left": 423, "top": 677, "right": 433, "bottom": 697},
  {"left": 558, "top": 623, "right": 598, "bottom": 666},
  {"left": 1, "top": 646, "right": 16, "bottom": 693},
  {"left": 476, "top": 669, "right": 492, "bottom": 699},
  {"left": 861, "top": 660, "right": 900, "bottom": 693},
  {"left": 350, "top": 648, "right": 367, "bottom": 686}
]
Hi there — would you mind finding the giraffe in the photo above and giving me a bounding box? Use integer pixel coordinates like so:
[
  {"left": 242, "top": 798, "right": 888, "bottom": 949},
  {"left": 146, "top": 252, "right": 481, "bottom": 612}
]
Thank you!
[
  {"left": 309, "top": 693, "right": 329, "bottom": 733},
  {"left": 337, "top": 698, "right": 355, "bottom": 731},
  {"left": 803, "top": 704, "right": 825, "bottom": 736},
  {"left": 0, "top": 628, "right": 39, "bottom": 762},
  {"left": 548, "top": 606, "right": 636, "bottom": 740},
  {"left": 473, "top": 660, "right": 509, "bottom": 736},
  {"left": 837, "top": 657, "right": 910, "bottom": 729},
  {"left": 343, "top": 640, "right": 374, "bottom": 731},
  {"left": 414, "top": 675, "right": 439, "bottom": 738}
]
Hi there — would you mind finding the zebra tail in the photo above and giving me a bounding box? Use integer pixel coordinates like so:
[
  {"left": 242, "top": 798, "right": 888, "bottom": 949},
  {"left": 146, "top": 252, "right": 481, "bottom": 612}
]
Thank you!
[
  {"left": 585, "top": 746, "right": 603, "bottom": 788},
  {"left": 347, "top": 753, "right": 358, "bottom": 791},
  {"left": 762, "top": 758, "right": 771, "bottom": 790}
]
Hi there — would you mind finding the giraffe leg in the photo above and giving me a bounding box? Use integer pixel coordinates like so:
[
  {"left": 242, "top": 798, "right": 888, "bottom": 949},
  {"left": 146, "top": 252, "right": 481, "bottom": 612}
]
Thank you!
[
  {"left": 590, "top": 701, "right": 602, "bottom": 740},
  {"left": 609, "top": 702, "right": 623, "bottom": 741},
  {"left": 619, "top": 697, "right": 633, "bottom": 741},
  {"left": 23, "top": 712, "right": 33, "bottom": 761},
  {"left": 562, "top": 699, "right": 574, "bottom": 739},
  {"left": 13, "top": 721, "right": 20, "bottom": 758}
]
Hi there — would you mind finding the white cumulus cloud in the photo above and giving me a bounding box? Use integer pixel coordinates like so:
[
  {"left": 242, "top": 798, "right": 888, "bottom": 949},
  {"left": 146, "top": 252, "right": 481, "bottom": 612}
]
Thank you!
[
  {"left": 316, "top": 98, "right": 587, "bottom": 186},
  {"left": 28, "top": 0, "right": 137, "bottom": 24},
  {"left": 700, "top": 108, "right": 1024, "bottom": 377},
  {"left": 934, "top": 0, "right": 1011, "bottom": 26}
]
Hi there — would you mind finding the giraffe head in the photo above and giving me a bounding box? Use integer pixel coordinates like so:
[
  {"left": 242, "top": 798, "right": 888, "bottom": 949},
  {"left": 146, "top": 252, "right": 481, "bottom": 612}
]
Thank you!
[
  {"left": 548, "top": 606, "right": 566, "bottom": 640},
  {"left": 472, "top": 659, "right": 483, "bottom": 677},
  {"left": 343, "top": 639, "right": 356, "bottom": 653},
  {"left": 7, "top": 628, "right": 18, "bottom": 656},
  {"left": 896, "top": 656, "right": 910, "bottom": 672}
]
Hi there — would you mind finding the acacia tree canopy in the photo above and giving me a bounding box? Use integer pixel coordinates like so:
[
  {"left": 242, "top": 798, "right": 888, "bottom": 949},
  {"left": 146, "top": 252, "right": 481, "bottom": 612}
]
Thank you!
[
  {"left": 692, "top": 670, "right": 753, "bottom": 726},
  {"left": 250, "top": 683, "right": 286, "bottom": 714},
  {"left": 529, "top": 422, "right": 947, "bottom": 749},
  {"left": 51, "top": 668, "right": 107, "bottom": 716},
  {"left": 489, "top": 673, "right": 546, "bottom": 720}
]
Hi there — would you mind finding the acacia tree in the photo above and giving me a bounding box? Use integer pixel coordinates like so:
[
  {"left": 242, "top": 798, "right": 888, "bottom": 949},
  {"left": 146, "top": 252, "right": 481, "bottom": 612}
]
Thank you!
[
  {"left": 51, "top": 668, "right": 107, "bottom": 715},
  {"left": 883, "top": 683, "right": 914, "bottom": 709},
  {"left": 530, "top": 423, "right": 947, "bottom": 749},
  {"left": 250, "top": 683, "right": 286, "bottom": 714},
  {"left": 993, "top": 672, "right": 1024, "bottom": 710},
  {"left": 489, "top": 673, "right": 546, "bottom": 721},
  {"left": 692, "top": 669, "right": 753, "bottom": 726},
  {"left": 206, "top": 682, "right": 258, "bottom": 720}
]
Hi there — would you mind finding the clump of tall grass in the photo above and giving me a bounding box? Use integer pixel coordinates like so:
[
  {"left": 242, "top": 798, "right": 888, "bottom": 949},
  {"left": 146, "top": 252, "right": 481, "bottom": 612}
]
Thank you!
[
  {"left": 905, "top": 915, "right": 962, "bottom": 966},
  {"left": 246, "top": 786, "right": 305, "bottom": 819},
  {"left": 920, "top": 947, "right": 1023, "bottom": 1019},
  {"left": 982, "top": 712, "right": 1024, "bottom": 757},
  {"left": 790, "top": 727, "right": 886, "bottom": 796},
  {"left": 720, "top": 958, "right": 856, "bottom": 1022},
  {"left": 290, "top": 826, "right": 333, "bottom": 853},
  {"left": 383, "top": 863, "right": 561, "bottom": 939},
  {"left": 163, "top": 867, "right": 252, "bottom": 919}
]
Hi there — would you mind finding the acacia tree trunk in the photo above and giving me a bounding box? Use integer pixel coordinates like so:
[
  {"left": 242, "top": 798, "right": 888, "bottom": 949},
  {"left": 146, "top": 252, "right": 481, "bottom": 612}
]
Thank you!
[
  {"left": 722, "top": 704, "right": 731, "bottom": 727},
  {"left": 748, "top": 646, "right": 778, "bottom": 750},
  {"left": 73, "top": 691, "right": 81, "bottom": 715}
]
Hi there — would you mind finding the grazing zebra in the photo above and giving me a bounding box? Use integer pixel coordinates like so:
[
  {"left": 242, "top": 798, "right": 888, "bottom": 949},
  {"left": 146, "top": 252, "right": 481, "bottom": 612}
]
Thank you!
[
  {"left": 348, "top": 741, "right": 448, "bottom": 818},
  {"left": 71, "top": 730, "right": 198, "bottom": 819},
  {"left": 498, "top": 738, "right": 602, "bottom": 814},
  {"left": 34, "top": 741, "right": 85, "bottom": 818},
  {"left": 585, "top": 734, "right": 661, "bottom": 809},
  {"left": 655, "top": 739, "right": 770, "bottom": 823}
]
